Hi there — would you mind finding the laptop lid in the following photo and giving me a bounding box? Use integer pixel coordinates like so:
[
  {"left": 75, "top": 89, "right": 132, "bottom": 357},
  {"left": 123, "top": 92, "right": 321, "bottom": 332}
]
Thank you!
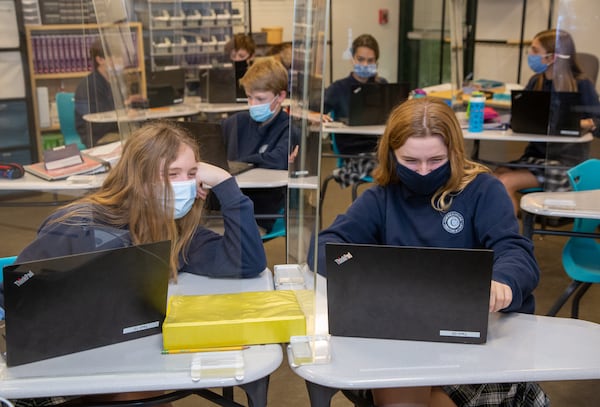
[
  {"left": 146, "top": 69, "right": 186, "bottom": 108},
  {"left": 325, "top": 243, "right": 493, "bottom": 344},
  {"left": 234, "top": 60, "right": 249, "bottom": 102},
  {"left": 177, "top": 121, "right": 254, "bottom": 176},
  {"left": 207, "top": 66, "right": 237, "bottom": 104},
  {"left": 510, "top": 90, "right": 582, "bottom": 136},
  {"left": 346, "top": 82, "right": 410, "bottom": 126},
  {"left": 2, "top": 241, "right": 170, "bottom": 366}
]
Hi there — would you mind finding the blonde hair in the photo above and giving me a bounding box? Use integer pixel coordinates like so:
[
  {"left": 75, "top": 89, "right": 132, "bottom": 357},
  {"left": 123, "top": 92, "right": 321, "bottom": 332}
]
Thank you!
[
  {"left": 52, "top": 121, "right": 203, "bottom": 280},
  {"left": 239, "top": 57, "right": 288, "bottom": 94},
  {"left": 373, "top": 97, "right": 490, "bottom": 212},
  {"left": 532, "top": 29, "right": 584, "bottom": 92}
]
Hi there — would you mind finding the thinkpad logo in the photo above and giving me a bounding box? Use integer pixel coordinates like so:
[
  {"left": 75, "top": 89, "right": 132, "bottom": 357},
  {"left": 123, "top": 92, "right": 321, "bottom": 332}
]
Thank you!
[
  {"left": 334, "top": 252, "right": 353, "bottom": 265},
  {"left": 14, "top": 270, "right": 34, "bottom": 287}
]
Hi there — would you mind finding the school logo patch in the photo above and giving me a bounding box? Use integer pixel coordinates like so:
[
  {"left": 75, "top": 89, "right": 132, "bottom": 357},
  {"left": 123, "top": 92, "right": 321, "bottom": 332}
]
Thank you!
[{"left": 442, "top": 211, "right": 464, "bottom": 234}]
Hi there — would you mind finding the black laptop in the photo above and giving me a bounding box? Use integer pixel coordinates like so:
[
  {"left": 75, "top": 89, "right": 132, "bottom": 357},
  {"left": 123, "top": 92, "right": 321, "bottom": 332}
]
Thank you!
[
  {"left": 325, "top": 243, "right": 493, "bottom": 345},
  {"left": 206, "top": 66, "right": 238, "bottom": 104},
  {"left": 176, "top": 121, "right": 254, "bottom": 175},
  {"left": 345, "top": 82, "right": 410, "bottom": 126},
  {"left": 2, "top": 241, "right": 170, "bottom": 366},
  {"left": 510, "top": 90, "right": 582, "bottom": 136},
  {"left": 146, "top": 69, "right": 186, "bottom": 108}
]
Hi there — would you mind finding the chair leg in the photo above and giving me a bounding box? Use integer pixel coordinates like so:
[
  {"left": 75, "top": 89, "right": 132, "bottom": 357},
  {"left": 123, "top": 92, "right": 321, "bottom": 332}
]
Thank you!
[
  {"left": 546, "top": 280, "right": 582, "bottom": 316},
  {"left": 351, "top": 180, "right": 369, "bottom": 202},
  {"left": 571, "top": 282, "right": 592, "bottom": 319},
  {"left": 319, "top": 175, "right": 335, "bottom": 229}
]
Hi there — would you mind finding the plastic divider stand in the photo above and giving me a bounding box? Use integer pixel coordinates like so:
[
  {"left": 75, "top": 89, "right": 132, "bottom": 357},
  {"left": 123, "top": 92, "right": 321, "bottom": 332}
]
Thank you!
[
  {"left": 190, "top": 350, "right": 244, "bottom": 382},
  {"left": 274, "top": 264, "right": 331, "bottom": 366}
]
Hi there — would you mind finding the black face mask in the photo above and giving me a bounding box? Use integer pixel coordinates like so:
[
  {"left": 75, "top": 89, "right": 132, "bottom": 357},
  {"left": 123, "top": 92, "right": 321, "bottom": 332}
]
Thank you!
[{"left": 395, "top": 161, "right": 451, "bottom": 196}]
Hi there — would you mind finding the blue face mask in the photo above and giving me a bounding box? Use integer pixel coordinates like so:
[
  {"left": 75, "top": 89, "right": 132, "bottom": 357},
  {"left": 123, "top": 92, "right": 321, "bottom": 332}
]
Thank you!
[
  {"left": 395, "top": 161, "right": 451, "bottom": 196},
  {"left": 170, "top": 179, "right": 196, "bottom": 219},
  {"left": 354, "top": 63, "right": 377, "bottom": 79},
  {"left": 249, "top": 98, "right": 276, "bottom": 122},
  {"left": 527, "top": 54, "right": 549, "bottom": 74}
]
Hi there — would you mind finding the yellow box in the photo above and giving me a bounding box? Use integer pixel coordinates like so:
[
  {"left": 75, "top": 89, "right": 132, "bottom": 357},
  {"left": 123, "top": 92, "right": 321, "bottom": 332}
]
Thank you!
[{"left": 163, "top": 290, "right": 306, "bottom": 351}]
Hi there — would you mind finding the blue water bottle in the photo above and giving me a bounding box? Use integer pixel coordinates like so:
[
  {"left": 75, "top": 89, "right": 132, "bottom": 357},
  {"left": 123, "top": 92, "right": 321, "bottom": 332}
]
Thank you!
[{"left": 468, "top": 91, "right": 485, "bottom": 133}]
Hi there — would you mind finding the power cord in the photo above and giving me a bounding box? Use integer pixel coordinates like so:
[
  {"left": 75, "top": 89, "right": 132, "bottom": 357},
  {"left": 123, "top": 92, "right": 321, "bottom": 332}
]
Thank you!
[{"left": 0, "top": 396, "right": 15, "bottom": 407}]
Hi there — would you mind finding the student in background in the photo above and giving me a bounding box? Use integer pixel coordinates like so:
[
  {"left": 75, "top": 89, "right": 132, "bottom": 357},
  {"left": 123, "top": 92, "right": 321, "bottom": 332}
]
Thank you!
[
  {"left": 324, "top": 33, "right": 387, "bottom": 155},
  {"left": 221, "top": 57, "right": 296, "bottom": 232},
  {"left": 266, "top": 42, "right": 292, "bottom": 70},
  {"left": 495, "top": 29, "right": 600, "bottom": 214},
  {"left": 309, "top": 97, "right": 546, "bottom": 407},
  {"left": 323, "top": 34, "right": 388, "bottom": 187},
  {"left": 224, "top": 33, "right": 256, "bottom": 63},
  {"left": 74, "top": 39, "right": 120, "bottom": 148}
]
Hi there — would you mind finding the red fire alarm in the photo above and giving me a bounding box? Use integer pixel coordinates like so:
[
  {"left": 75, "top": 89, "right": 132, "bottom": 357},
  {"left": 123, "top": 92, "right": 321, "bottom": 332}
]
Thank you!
[{"left": 379, "top": 9, "right": 389, "bottom": 25}]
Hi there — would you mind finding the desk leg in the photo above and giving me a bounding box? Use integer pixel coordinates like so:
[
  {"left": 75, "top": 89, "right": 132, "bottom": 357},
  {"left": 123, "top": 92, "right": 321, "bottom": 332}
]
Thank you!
[
  {"left": 470, "top": 140, "right": 481, "bottom": 161},
  {"left": 305, "top": 380, "right": 339, "bottom": 407},
  {"left": 522, "top": 212, "right": 535, "bottom": 240},
  {"left": 240, "top": 376, "right": 270, "bottom": 407}
]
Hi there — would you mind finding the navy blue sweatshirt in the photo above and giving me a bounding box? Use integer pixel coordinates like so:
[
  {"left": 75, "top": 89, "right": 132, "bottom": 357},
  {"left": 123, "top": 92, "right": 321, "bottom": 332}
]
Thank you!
[
  {"left": 15, "top": 177, "right": 266, "bottom": 279},
  {"left": 309, "top": 173, "right": 540, "bottom": 314}
]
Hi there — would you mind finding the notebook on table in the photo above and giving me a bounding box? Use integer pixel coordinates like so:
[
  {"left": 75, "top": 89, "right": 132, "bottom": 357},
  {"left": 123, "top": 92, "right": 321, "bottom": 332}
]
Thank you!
[
  {"left": 510, "top": 90, "right": 582, "bottom": 136},
  {"left": 344, "top": 82, "right": 410, "bottom": 126},
  {"left": 2, "top": 240, "right": 170, "bottom": 366},
  {"left": 325, "top": 243, "right": 493, "bottom": 344},
  {"left": 176, "top": 121, "right": 254, "bottom": 175}
]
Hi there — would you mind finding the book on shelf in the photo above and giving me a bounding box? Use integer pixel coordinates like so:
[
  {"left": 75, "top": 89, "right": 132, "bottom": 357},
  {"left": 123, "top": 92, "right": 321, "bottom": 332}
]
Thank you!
[
  {"left": 25, "top": 154, "right": 109, "bottom": 181},
  {"left": 42, "top": 143, "right": 83, "bottom": 171}
]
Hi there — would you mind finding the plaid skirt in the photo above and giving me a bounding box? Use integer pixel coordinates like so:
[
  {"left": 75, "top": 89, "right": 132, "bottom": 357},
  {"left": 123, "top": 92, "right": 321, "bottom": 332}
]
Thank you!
[
  {"left": 442, "top": 383, "right": 550, "bottom": 407},
  {"left": 332, "top": 155, "right": 377, "bottom": 188},
  {"left": 513, "top": 156, "right": 572, "bottom": 192}
]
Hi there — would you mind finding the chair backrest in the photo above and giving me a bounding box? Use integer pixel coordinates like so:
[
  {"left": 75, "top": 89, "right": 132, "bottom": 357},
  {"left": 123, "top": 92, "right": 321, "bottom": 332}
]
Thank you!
[
  {"left": 567, "top": 159, "right": 600, "bottom": 233},
  {"left": 567, "top": 159, "right": 600, "bottom": 192},
  {"left": 0, "top": 256, "right": 17, "bottom": 284},
  {"left": 576, "top": 52, "right": 599, "bottom": 87},
  {"left": 56, "top": 92, "right": 86, "bottom": 150}
]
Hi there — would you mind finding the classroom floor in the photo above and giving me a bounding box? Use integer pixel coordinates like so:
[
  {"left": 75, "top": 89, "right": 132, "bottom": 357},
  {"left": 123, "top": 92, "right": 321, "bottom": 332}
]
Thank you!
[{"left": 0, "top": 138, "right": 599, "bottom": 406}]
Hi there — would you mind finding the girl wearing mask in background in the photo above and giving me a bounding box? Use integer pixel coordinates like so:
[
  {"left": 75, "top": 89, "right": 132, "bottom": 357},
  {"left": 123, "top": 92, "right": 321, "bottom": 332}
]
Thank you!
[
  {"left": 495, "top": 29, "right": 600, "bottom": 215},
  {"left": 15, "top": 121, "right": 266, "bottom": 279}
]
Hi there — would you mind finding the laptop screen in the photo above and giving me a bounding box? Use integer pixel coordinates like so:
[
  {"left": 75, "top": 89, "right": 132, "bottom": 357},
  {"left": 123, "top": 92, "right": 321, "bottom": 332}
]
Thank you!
[
  {"left": 510, "top": 90, "right": 582, "bottom": 136},
  {"left": 146, "top": 69, "right": 186, "bottom": 107},
  {"left": 346, "top": 82, "right": 410, "bottom": 126},
  {"left": 2, "top": 241, "right": 170, "bottom": 366},
  {"left": 325, "top": 243, "right": 493, "bottom": 344}
]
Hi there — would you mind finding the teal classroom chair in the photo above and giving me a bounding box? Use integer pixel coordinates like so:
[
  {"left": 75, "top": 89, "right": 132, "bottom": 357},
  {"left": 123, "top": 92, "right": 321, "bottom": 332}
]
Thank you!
[
  {"left": 261, "top": 208, "right": 286, "bottom": 242},
  {"left": 56, "top": 92, "right": 86, "bottom": 150},
  {"left": 546, "top": 158, "right": 600, "bottom": 318},
  {"left": 0, "top": 256, "right": 17, "bottom": 284}
]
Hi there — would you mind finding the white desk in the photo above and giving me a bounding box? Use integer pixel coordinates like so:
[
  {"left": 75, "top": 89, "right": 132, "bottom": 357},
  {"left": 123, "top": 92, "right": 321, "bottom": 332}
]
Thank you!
[
  {"left": 83, "top": 104, "right": 203, "bottom": 123},
  {"left": 0, "top": 169, "right": 288, "bottom": 208},
  {"left": 83, "top": 102, "right": 248, "bottom": 123},
  {"left": 322, "top": 123, "right": 594, "bottom": 144},
  {"left": 289, "top": 275, "right": 600, "bottom": 407},
  {"left": 235, "top": 168, "right": 288, "bottom": 189},
  {"left": 0, "top": 271, "right": 282, "bottom": 406},
  {"left": 520, "top": 190, "right": 600, "bottom": 240}
]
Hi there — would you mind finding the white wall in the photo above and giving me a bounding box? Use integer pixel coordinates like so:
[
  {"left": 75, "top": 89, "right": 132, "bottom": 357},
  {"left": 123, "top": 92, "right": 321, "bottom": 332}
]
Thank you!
[{"left": 249, "top": 0, "right": 295, "bottom": 42}]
